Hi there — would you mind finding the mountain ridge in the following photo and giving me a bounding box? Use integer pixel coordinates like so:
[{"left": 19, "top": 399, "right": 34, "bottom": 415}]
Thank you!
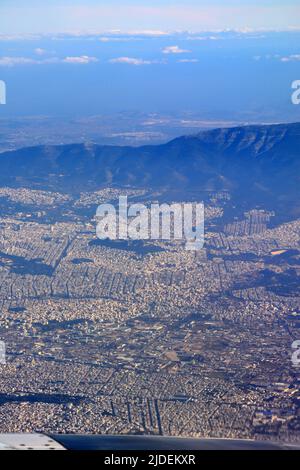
[{"left": 0, "top": 123, "right": 299, "bottom": 207}]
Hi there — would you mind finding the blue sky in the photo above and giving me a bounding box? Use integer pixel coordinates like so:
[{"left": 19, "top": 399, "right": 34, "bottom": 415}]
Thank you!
[
  {"left": 0, "top": 30, "right": 299, "bottom": 120},
  {"left": 1, "top": 0, "right": 300, "bottom": 34},
  {"left": 0, "top": 3, "right": 299, "bottom": 123}
]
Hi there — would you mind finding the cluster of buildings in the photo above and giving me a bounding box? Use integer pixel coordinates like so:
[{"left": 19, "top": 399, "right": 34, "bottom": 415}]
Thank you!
[{"left": 0, "top": 187, "right": 299, "bottom": 442}]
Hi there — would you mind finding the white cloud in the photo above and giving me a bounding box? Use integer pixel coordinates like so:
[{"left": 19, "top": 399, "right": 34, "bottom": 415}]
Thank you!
[
  {"left": 0, "top": 56, "right": 39, "bottom": 66},
  {"left": 178, "top": 59, "right": 199, "bottom": 63},
  {"left": 252, "top": 53, "right": 298, "bottom": 62},
  {"left": 162, "top": 45, "right": 191, "bottom": 54},
  {"left": 99, "top": 36, "right": 137, "bottom": 43},
  {"left": 63, "top": 55, "right": 98, "bottom": 64},
  {"left": 34, "top": 48, "right": 48, "bottom": 56},
  {"left": 48, "top": 30, "right": 170, "bottom": 40},
  {"left": 280, "top": 54, "right": 300, "bottom": 62},
  {"left": 0, "top": 30, "right": 171, "bottom": 42},
  {"left": 0, "top": 34, "right": 43, "bottom": 41},
  {"left": 187, "top": 35, "right": 220, "bottom": 41},
  {"left": 125, "top": 30, "right": 170, "bottom": 37},
  {"left": 0, "top": 55, "right": 98, "bottom": 66},
  {"left": 109, "top": 57, "right": 157, "bottom": 66}
]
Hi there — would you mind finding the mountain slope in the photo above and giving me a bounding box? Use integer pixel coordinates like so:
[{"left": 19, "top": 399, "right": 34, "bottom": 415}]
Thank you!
[{"left": 0, "top": 123, "right": 299, "bottom": 206}]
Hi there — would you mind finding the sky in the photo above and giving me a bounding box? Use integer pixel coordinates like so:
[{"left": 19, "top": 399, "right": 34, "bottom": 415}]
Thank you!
[
  {"left": 1, "top": 0, "right": 300, "bottom": 34},
  {"left": 0, "top": 2, "right": 299, "bottom": 124}
]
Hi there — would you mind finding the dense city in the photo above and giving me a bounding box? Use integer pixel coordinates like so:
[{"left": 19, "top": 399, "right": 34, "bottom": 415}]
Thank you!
[{"left": 0, "top": 186, "right": 299, "bottom": 442}]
